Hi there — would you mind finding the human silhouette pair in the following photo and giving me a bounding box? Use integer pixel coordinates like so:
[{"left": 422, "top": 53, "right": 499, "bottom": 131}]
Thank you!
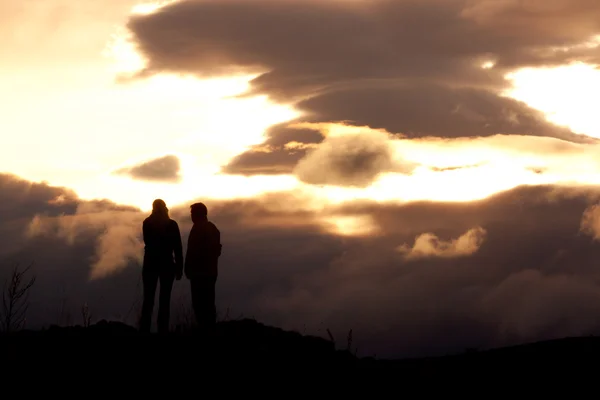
[{"left": 139, "top": 199, "right": 222, "bottom": 335}]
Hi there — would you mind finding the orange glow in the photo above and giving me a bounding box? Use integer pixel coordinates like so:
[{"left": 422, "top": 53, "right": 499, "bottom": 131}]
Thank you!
[
  {"left": 3, "top": 2, "right": 600, "bottom": 230},
  {"left": 321, "top": 215, "right": 381, "bottom": 237},
  {"left": 130, "top": 1, "right": 179, "bottom": 16},
  {"left": 503, "top": 62, "right": 600, "bottom": 139}
]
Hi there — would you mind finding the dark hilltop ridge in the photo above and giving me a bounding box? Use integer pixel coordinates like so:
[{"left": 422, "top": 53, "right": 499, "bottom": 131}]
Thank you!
[{"left": 2, "top": 319, "right": 600, "bottom": 372}]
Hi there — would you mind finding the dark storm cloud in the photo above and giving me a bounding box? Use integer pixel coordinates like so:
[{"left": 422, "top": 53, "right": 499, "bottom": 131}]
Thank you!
[
  {"left": 256, "top": 185, "right": 600, "bottom": 358},
  {"left": 115, "top": 155, "right": 181, "bottom": 182},
  {"left": 128, "top": 0, "right": 600, "bottom": 98},
  {"left": 0, "top": 174, "right": 77, "bottom": 258},
  {"left": 126, "top": 0, "right": 600, "bottom": 176},
  {"left": 0, "top": 173, "right": 143, "bottom": 327},
  {"left": 5, "top": 173, "right": 600, "bottom": 358},
  {"left": 293, "top": 84, "right": 590, "bottom": 141}
]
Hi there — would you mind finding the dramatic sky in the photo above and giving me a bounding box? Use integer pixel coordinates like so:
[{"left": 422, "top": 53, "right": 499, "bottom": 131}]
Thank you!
[{"left": 3, "top": 0, "right": 600, "bottom": 358}]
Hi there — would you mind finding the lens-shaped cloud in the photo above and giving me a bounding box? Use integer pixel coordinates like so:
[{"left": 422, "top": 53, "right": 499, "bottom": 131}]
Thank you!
[{"left": 114, "top": 154, "right": 182, "bottom": 183}]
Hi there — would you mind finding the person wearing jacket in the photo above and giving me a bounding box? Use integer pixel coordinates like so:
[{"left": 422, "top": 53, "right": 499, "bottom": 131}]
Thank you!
[
  {"left": 184, "top": 202, "right": 222, "bottom": 334},
  {"left": 139, "top": 199, "right": 183, "bottom": 334}
]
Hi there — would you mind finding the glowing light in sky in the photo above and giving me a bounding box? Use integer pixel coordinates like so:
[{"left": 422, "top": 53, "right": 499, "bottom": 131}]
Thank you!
[
  {"left": 102, "top": 27, "right": 147, "bottom": 75},
  {"left": 131, "top": 1, "right": 179, "bottom": 16},
  {"left": 504, "top": 62, "right": 600, "bottom": 139},
  {"left": 481, "top": 61, "right": 495, "bottom": 69},
  {"left": 4, "top": 0, "right": 600, "bottom": 232},
  {"left": 321, "top": 215, "right": 381, "bottom": 237}
]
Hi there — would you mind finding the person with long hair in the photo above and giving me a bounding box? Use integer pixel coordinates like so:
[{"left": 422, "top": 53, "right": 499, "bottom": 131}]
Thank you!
[{"left": 139, "top": 199, "right": 183, "bottom": 334}]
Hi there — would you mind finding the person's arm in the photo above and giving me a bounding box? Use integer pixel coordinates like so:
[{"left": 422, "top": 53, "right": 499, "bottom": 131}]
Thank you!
[
  {"left": 184, "top": 227, "right": 197, "bottom": 277},
  {"left": 172, "top": 221, "right": 184, "bottom": 278},
  {"left": 213, "top": 226, "right": 222, "bottom": 257},
  {"left": 142, "top": 220, "right": 148, "bottom": 245}
]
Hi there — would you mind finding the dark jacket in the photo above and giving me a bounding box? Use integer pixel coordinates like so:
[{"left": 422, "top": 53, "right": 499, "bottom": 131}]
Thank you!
[
  {"left": 184, "top": 220, "right": 221, "bottom": 279},
  {"left": 142, "top": 213, "right": 183, "bottom": 275}
]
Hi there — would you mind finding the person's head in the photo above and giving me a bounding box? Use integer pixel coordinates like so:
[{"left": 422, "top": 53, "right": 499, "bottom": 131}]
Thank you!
[
  {"left": 190, "top": 202, "right": 208, "bottom": 223},
  {"left": 152, "top": 199, "right": 169, "bottom": 218}
]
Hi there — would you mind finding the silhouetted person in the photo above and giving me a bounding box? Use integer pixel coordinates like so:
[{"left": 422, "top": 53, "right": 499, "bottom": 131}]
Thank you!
[
  {"left": 139, "top": 199, "right": 183, "bottom": 334},
  {"left": 184, "top": 202, "right": 222, "bottom": 335}
]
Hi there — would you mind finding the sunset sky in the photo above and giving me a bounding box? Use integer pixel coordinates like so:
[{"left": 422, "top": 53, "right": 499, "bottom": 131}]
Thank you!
[
  {"left": 3, "top": 0, "right": 600, "bottom": 358},
  {"left": 3, "top": 0, "right": 600, "bottom": 211}
]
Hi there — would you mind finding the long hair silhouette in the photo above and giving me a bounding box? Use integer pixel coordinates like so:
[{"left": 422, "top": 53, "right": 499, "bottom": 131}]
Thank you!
[{"left": 151, "top": 199, "right": 169, "bottom": 219}]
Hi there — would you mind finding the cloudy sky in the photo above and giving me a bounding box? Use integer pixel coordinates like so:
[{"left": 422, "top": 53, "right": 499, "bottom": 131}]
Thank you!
[{"left": 3, "top": 0, "right": 600, "bottom": 358}]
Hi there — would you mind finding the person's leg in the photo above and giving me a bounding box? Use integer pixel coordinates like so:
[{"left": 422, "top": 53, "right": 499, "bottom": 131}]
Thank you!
[
  {"left": 157, "top": 268, "right": 175, "bottom": 334},
  {"left": 195, "top": 277, "right": 216, "bottom": 334},
  {"left": 139, "top": 268, "right": 159, "bottom": 333},
  {"left": 190, "top": 278, "right": 202, "bottom": 330},
  {"left": 207, "top": 276, "right": 217, "bottom": 328}
]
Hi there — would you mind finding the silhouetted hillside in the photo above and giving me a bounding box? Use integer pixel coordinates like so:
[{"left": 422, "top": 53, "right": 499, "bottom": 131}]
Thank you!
[
  {"left": 366, "top": 336, "right": 600, "bottom": 374},
  {"left": 0, "top": 319, "right": 358, "bottom": 367},
  {"left": 2, "top": 319, "right": 600, "bottom": 373}
]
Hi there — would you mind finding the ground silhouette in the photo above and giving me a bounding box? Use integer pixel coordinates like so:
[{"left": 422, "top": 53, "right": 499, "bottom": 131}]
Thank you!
[{"left": 2, "top": 318, "right": 600, "bottom": 373}]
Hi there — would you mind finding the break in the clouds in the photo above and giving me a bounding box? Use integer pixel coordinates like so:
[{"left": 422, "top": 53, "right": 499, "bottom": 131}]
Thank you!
[
  {"left": 127, "top": 0, "right": 600, "bottom": 175},
  {"left": 114, "top": 154, "right": 181, "bottom": 183}
]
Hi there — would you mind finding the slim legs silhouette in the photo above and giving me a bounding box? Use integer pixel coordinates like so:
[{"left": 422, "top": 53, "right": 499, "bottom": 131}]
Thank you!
[
  {"left": 140, "top": 267, "right": 175, "bottom": 334},
  {"left": 190, "top": 276, "right": 217, "bottom": 334}
]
